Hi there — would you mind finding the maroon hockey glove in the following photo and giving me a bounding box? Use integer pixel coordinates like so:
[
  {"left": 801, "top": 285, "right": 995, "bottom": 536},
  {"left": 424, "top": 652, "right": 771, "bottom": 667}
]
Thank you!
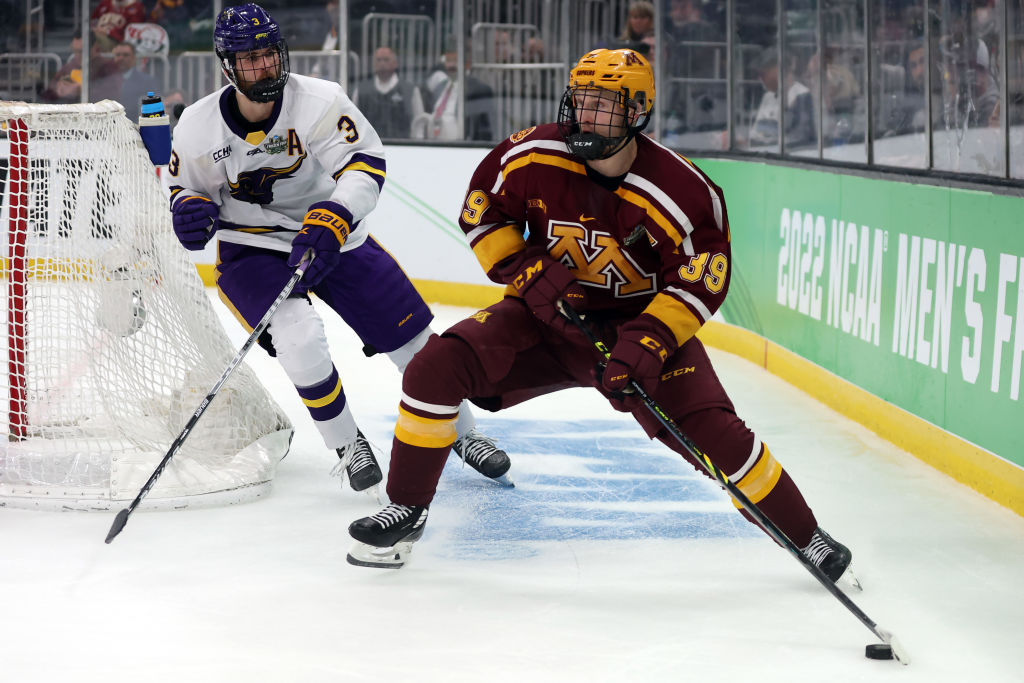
[
  {"left": 502, "top": 247, "right": 587, "bottom": 337},
  {"left": 288, "top": 201, "right": 352, "bottom": 288},
  {"left": 171, "top": 196, "right": 219, "bottom": 251},
  {"left": 602, "top": 316, "right": 678, "bottom": 401}
]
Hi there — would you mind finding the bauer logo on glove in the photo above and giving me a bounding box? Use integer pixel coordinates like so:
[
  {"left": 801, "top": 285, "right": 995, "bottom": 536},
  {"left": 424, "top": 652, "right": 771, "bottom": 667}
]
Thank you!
[
  {"left": 303, "top": 207, "right": 350, "bottom": 243},
  {"left": 288, "top": 200, "right": 354, "bottom": 289}
]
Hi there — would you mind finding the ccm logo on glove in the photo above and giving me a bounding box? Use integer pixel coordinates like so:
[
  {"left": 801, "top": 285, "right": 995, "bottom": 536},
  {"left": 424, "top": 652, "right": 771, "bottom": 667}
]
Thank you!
[
  {"left": 500, "top": 247, "right": 587, "bottom": 339},
  {"left": 639, "top": 335, "right": 669, "bottom": 361},
  {"left": 511, "top": 260, "right": 586, "bottom": 307},
  {"left": 601, "top": 316, "right": 679, "bottom": 398},
  {"left": 512, "top": 259, "right": 543, "bottom": 291}
]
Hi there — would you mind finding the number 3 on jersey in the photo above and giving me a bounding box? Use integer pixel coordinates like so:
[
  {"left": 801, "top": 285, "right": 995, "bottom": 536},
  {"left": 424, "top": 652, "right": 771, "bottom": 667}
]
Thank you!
[
  {"left": 678, "top": 252, "right": 728, "bottom": 293},
  {"left": 337, "top": 115, "right": 359, "bottom": 143}
]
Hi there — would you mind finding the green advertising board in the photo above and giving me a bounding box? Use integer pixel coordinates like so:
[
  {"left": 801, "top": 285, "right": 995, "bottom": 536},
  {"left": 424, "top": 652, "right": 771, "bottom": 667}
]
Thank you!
[{"left": 697, "top": 159, "right": 1023, "bottom": 474}]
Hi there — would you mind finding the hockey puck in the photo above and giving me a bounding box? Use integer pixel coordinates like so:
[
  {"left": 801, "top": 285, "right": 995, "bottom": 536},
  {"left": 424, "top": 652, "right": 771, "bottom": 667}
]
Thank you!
[{"left": 865, "top": 643, "right": 894, "bottom": 660}]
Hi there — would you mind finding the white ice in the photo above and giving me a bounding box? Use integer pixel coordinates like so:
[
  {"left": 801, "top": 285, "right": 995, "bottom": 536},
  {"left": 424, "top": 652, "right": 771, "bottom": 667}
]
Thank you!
[{"left": 3, "top": 298, "right": 1023, "bottom": 683}]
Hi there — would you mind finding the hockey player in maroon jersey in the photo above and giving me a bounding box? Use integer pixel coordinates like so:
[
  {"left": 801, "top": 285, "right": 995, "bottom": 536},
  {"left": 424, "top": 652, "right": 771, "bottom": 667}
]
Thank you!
[{"left": 347, "top": 48, "right": 854, "bottom": 578}]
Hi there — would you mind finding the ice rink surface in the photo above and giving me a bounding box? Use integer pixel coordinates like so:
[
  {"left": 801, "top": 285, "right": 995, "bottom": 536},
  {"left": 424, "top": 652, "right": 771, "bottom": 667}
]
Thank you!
[{"left": 3, "top": 299, "right": 1023, "bottom": 682}]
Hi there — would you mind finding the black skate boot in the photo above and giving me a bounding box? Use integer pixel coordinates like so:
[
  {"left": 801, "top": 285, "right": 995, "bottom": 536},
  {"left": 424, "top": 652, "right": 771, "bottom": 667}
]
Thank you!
[
  {"left": 333, "top": 430, "right": 383, "bottom": 493},
  {"left": 452, "top": 428, "right": 513, "bottom": 484},
  {"left": 802, "top": 527, "right": 855, "bottom": 585},
  {"left": 347, "top": 503, "right": 429, "bottom": 569}
]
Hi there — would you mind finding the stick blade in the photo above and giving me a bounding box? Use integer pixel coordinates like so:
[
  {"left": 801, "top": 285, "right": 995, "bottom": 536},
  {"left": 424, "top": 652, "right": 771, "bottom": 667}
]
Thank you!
[
  {"left": 875, "top": 627, "right": 911, "bottom": 665},
  {"left": 105, "top": 508, "right": 130, "bottom": 544}
]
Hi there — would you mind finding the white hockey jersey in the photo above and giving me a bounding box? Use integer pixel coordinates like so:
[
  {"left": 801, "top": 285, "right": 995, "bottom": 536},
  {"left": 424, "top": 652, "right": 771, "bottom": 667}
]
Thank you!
[{"left": 164, "top": 73, "right": 385, "bottom": 253}]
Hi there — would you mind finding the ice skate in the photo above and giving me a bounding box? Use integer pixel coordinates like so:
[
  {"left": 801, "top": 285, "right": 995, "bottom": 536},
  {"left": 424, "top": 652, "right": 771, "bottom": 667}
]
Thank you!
[
  {"left": 802, "top": 527, "right": 861, "bottom": 590},
  {"left": 332, "top": 430, "right": 383, "bottom": 498},
  {"left": 347, "top": 503, "right": 429, "bottom": 569},
  {"left": 452, "top": 428, "right": 513, "bottom": 486}
]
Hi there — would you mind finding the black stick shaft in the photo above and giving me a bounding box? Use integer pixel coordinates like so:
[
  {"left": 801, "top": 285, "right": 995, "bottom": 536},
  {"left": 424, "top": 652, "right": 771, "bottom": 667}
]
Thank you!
[
  {"left": 559, "top": 302, "right": 892, "bottom": 643},
  {"left": 105, "top": 250, "right": 314, "bottom": 544}
]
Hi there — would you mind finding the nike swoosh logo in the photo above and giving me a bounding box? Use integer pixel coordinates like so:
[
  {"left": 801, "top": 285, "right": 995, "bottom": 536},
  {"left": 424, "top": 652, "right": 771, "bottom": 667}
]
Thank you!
[{"left": 579, "top": 214, "right": 596, "bottom": 222}]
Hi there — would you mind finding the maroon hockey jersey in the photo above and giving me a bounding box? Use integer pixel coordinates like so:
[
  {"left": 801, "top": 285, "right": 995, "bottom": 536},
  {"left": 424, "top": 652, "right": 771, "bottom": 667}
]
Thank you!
[{"left": 459, "top": 123, "right": 731, "bottom": 348}]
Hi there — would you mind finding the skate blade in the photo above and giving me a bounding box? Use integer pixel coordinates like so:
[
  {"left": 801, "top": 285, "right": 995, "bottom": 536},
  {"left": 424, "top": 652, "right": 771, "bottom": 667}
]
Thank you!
[
  {"left": 346, "top": 540, "right": 415, "bottom": 569},
  {"left": 360, "top": 483, "right": 383, "bottom": 505},
  {"left": 839, "top": 563, "right": 863, "bottom": 591},
  {"left": 491, "top": 473, "right": 515, "bottom": 488}
]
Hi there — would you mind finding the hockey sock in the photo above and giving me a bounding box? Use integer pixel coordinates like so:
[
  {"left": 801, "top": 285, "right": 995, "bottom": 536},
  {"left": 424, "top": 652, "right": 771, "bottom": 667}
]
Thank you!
[
  {"left": 728, "top": 444, "right": 817, "bottom": 548},
  {"left": 296, "top": 365, "right": 358, "bottom": 448},
  {"left": 668, "top": 408, "right": 818, "bottom": 547},
  {"left": 386, "top": 334, "right": 481, "bottom": 505}
]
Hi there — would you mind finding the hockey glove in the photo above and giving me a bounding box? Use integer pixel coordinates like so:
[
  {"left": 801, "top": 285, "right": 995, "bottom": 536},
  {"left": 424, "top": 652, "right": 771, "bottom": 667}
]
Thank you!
[
  {"left": 601, "top": 316, "right": 678, "bottom": 408},
  {"left": 171, "top": 196, "right": 219, "bottom": 250},
  {"left": 501, "top": 247, "right": 587, "bottom": 338},
  {"left": 288, "top": 201, "right": 351, "bottom": 288}
]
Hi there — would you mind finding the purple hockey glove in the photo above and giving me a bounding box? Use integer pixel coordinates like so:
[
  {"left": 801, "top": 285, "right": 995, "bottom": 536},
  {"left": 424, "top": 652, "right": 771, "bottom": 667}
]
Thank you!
[
  {"left": 171, "top": 196, "right": 218, "bottom": 250},
  {"left": 288, "top": 201, "right": 352, "bottom": 288}
]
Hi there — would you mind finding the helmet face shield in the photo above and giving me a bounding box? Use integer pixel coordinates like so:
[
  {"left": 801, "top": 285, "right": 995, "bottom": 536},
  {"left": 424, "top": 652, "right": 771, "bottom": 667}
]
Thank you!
[
  {"left": 224, "top": 44, "right": 290, "bottom": 102},
  {"left": 558, "top": 49, "right": 655, "bottom": 161},
  {"left": 558, "top": 85, "right": 647, "bottom": 160},
  {"left": 214, "top": 3, "right": 290, "bottom": 103}
]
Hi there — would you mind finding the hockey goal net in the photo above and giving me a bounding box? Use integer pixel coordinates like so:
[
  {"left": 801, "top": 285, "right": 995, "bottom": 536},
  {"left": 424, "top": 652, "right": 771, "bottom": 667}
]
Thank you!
[{"left": 1, "top": 101, "right": 293, "bottom": 510}]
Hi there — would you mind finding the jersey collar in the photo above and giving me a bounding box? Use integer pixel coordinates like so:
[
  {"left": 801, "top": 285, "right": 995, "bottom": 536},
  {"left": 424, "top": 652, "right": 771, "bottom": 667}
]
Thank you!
[{"left": 219, "top": 86, "right": 284, "bottom": 142}]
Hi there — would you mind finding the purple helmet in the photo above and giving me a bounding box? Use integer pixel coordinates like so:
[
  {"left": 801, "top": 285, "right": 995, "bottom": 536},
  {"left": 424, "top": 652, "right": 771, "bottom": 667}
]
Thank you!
[{"left": 214, "top": 3, "right": 290, "bottom": 103}]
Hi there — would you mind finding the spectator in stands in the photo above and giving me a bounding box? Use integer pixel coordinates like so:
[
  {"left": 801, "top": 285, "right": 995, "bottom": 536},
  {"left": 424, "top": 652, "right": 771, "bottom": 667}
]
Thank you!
[
  {"left": 353, "top": 45, "right": 425, "bottom": 139},
  {"left": 525, "top": 36, "right": 547, "bottom": 63},
  {"left": 619, "top": 1, "right": 654, "bottom": 43},
  {"left": 492, "top": 29, "right": 517, "bottom": 63},
  {"left": 1007, "top": 39, "right": 1024, "bottom": 126},
  {"left": 663, "top": 0, "right": 727, "bottom": 139},
  {"left": 90, "top": 0, "right": 147, "bottom": 51},
  {"left": 322, "top": 0, "right": 342, "bottom": 50},
  {"left": 40, "top": 32, "right": 121, "bottom": 104},
  {"left": 879, "top": 42, "right": 928, "bottom": 137},
  {"left": 743, "top": 46, "right": 815, "bottom": 148},
  {"left": 666, "top": 0, "right": 724, "bottom": 72},
  {"left": 163, "top": 87, "right": 189, "bottom": 131},
  {"left": 149, "top": 0, "right": 212, "bottom": 51},
  {"left": 324, "top": 0, "right": 404, "bottom": 54},
  {"left": 111, "top": 41, "right": 160, "bottom": 121},
  {"left": 424, "top": 42, "right": 495, "bottom": 141},
  {"left": 938, "top": 33, "right": 1000, "bottom": 129},
  {"left": 804, "top": 47, "right": 861, "bottom": 144},
  {"left": 969, "top": 39, "right": 1000, "bottom": 127},
  {"left": 607, "top": 1, "right": 656, "bottom": 60},
  {"left": 1, "top": 2, "right": 26, "bottom": 53}
]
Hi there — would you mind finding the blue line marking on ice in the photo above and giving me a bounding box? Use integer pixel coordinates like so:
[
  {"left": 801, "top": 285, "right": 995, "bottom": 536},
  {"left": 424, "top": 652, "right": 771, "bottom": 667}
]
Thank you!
[{"left": 430, "top": 419, "right": 759, "bottom": 559}]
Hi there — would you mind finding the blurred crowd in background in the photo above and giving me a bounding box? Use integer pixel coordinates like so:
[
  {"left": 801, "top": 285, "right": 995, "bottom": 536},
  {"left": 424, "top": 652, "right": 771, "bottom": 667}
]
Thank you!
[{"left": 3, "top": 0, "right": 1023, "bottom": 179}]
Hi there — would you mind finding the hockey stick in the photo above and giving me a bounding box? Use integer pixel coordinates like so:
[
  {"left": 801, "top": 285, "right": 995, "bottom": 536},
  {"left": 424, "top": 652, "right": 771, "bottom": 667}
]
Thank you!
[
  {"left": 104, "top": 250, "right": 315, "bottom": 544},
  {"left": 559, "top": 301, "right": 909, "bottom": 664}
]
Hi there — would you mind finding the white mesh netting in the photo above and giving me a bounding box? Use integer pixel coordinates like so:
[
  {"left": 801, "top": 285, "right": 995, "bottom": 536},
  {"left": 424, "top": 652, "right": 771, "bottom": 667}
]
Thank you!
[{"left": 1, "top": 101, "right": 293, "bottom": 510}]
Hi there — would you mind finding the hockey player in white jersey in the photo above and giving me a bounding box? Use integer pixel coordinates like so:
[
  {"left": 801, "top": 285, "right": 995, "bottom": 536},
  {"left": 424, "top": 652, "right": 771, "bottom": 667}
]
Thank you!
[{"left": 165, "top": 3, "right": 511, "bottom": 493}]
